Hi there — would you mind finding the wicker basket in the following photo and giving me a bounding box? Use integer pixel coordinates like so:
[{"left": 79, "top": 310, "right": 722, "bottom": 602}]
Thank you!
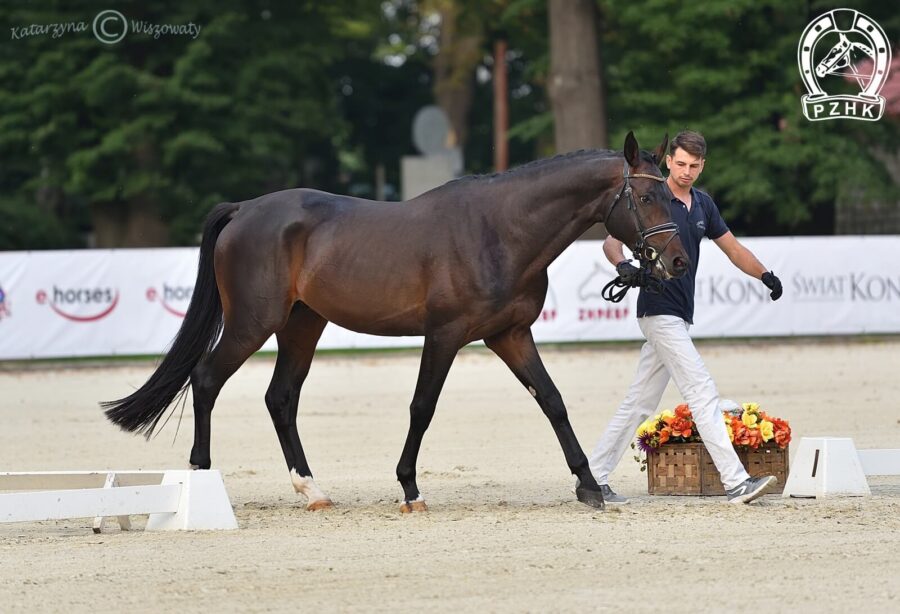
[{"left": 647, "top": 442, "right": 788, "bottom": 495}]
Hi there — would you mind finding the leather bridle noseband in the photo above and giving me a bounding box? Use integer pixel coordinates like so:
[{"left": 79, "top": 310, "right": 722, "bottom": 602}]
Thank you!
[{"left": 607, "top": 161, "right": 679, "bottom": 264}]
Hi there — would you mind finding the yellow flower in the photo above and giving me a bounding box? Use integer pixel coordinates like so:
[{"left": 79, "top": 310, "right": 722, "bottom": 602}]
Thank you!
[
  {"left": 725, "top": 421, "right": 734, "bottom": 442},
  {"left": 636, "top": 418, "right": 657, "bottom": 436},
  {"left": 742, "top": 402, "right": 760, "bottom": 413},
  {"left": 759, "top": 420, "right": 774, "bottom": 442},
  {"left": 660, "top": 409, "right": 675, "bottom": 420},
  {"left": 742, "top": 411, "right": 758, "bottom": 428}
]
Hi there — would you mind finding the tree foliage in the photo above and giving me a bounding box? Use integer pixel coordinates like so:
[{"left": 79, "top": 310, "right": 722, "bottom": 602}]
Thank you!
[
  {"left": 599, "top": 0, "right": 899, "bottom": 234},
  {"left": 1, "top": 0, "right": 380, "bottom": 246},
  {"left": 1, "top": 0, "right": 896, "bottom": 248}
]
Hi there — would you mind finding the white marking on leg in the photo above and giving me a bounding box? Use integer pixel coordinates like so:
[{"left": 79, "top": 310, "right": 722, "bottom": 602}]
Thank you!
[{"left": 290, "top": 469, "right": 331, "bottom": 506}]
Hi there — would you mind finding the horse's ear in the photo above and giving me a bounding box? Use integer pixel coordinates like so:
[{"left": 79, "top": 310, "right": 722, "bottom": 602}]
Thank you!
[
  {"left": 624, "top": 131, "right": 640, "bottom": 168},
  {"left": 652, "top": 133, "right": 669, "bottom": 166}
]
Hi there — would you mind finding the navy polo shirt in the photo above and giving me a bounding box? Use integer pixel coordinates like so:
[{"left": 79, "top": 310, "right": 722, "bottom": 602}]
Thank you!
[{"left": 637, "top": 187, "right": 729, "bottom": 324}]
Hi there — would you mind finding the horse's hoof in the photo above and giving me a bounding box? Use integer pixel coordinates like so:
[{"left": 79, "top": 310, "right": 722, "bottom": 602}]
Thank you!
[
  {"left": 399, "top": 500, "right": 428, "bottom": 513},
  {"left": 189, "top": 464, "right": 200, "bottom": 470},
  {"left": 575, "top": 486, "right": 606, "bottom": 510},
  {"left": 307, "top": 498, "right": 334, "bottom": 511}
]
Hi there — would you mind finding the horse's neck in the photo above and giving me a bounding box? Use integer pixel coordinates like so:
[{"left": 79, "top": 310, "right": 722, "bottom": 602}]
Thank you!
[{"left": 494, "top": 157, "right": 619, "bottom": 276}]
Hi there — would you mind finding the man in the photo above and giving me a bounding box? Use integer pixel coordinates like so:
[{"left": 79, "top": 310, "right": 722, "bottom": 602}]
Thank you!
[{"left": 587, "top": 130, "right": 783, "bottom": 505}]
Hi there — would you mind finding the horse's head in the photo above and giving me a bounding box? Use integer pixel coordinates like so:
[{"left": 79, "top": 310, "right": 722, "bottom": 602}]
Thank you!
[
  {"left": 605, "top": 132, "right": 689, "bottom": 280},
  {"left": 816, "top": 33, "right": 851, "bottom": 78}
]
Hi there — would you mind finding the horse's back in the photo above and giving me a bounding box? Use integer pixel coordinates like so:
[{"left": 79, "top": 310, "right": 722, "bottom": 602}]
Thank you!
[{"left": 214, "top": 188, "right": 440, "bottom": 335}]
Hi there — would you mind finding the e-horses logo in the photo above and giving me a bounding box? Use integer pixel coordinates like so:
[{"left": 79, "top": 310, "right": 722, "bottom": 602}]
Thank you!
[
  {"left": 797, "top": 8, "right": 891, "bottom": 121},
  {"left": 36, "top": 286, "right": 119, "bottom": 322}
]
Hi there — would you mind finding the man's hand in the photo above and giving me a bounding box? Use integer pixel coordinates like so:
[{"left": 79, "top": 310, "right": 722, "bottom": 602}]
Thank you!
[
  {"left": 616, "top": 260, "right": 642, "bottom": 287},
  {"left": 761, "top": 271, "right": 782, "bottom": 300}
]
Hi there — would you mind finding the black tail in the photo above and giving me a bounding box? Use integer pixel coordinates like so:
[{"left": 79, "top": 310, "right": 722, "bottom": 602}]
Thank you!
[{"left": 102, "top": 202, "right": 239, "bottom": 437}]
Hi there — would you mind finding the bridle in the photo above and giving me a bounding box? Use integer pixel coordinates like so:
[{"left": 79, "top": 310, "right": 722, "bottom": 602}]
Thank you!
[{"left": 607, "top": 161, "right": 679, "bottom": 264}]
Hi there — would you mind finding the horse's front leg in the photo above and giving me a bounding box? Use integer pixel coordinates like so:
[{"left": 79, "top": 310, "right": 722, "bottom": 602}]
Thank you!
[
  {"left": 396, "top": 325, "right": 464, "bottom": 513},
  {"left": 485, "top": 326, "right": 605, "bottom": 509}
]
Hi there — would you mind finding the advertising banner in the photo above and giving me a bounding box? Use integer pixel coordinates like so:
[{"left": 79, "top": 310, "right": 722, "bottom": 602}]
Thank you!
[{"left": 1, "top": 237, "right": 898, "bottom": 360}]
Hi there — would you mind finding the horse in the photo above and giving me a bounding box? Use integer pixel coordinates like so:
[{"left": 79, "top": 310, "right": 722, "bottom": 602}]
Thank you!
[{"left": 103, "top": 131, "right": 689, "bottom": 512}]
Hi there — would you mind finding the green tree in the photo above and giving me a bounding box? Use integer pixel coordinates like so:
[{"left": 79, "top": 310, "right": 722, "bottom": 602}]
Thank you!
[
  {"left": 1, "top": 1, "right": 379, "bottom": 248},
  {"left": 600, "top": 0, "right": 900, "bottom": 234}
]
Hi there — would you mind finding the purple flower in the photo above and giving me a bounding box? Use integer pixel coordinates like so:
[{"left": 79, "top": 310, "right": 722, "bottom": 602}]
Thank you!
[{"left": 636, "top": 432, "right": 655, "bottom": 454}]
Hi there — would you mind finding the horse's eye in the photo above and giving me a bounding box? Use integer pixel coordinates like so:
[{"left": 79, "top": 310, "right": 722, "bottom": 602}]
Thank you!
[{"left": 640, "top": 195, "right": 650, "bottom": 204}]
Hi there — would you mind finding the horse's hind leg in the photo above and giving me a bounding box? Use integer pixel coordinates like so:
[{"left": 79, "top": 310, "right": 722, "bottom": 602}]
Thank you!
[
  {"left": 189, "top": 319, "right": 276, "bottom": 470},
  {"left": 396, "top": 325, "right": 465, "bottom": 513},
  {"left": 485, "top": 326, "right": 605, "bottom": 509},
  {"left": 265, "top": 303, "right": 331, "bottom": 510}
]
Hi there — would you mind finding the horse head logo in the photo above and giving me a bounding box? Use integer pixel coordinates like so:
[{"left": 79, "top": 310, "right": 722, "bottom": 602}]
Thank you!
[
  {"left": 798, "top": 9, "right": 891, "bottom": 121},
  {"left": 578, "top": 261, "right": 615, "bottom": 301}
]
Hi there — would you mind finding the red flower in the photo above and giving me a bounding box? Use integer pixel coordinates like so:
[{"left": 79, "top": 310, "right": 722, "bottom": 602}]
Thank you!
[
  {"left": 773, "top": 420, "right": 792, "bottom": 448},
  {"left": 670, "top": 416, "right": 693, "bottom": 438}
]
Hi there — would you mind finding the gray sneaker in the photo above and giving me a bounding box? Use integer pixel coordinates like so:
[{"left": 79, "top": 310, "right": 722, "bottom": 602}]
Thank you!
[
  {"left": 572, "top": 479, "right": 629, "bottom": 505},
  {"left": 599, "top": 484, "right": 629, "bottom": 505},
  {"left": 726, "top": 475, "right": 777, "bottom": 504}
]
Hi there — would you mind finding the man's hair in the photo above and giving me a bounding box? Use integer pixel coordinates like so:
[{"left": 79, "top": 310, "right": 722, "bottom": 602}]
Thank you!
[{"left": 669, "top": 130, "right": 707, "bottom": 158}]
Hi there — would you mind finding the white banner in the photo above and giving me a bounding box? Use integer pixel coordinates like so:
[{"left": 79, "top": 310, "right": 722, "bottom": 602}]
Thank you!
[{"left": 1, "top": 237, "right": 898, "bottom": 359}]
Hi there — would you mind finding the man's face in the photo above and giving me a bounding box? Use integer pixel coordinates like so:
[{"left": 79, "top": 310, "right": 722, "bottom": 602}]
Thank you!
[{"left": 665, "top": 148, "right": 704, "bottom": 190}]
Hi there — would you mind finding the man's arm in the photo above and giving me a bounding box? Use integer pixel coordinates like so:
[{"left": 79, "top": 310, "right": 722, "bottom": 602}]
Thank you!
[
  {"left": 603, "top": 236, "right": 627, "bottom": 266},
  {"left": 713, "top": 231, "right": 767, "bottom": 278},
  {"left": 713, "top": 231, "right": 782, "bottom": 299},
  {"left": 603, "top": 235, "right": 643, "bottom": 285}
]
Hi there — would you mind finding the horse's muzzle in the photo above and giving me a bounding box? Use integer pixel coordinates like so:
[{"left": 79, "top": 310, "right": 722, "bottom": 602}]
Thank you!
[{"left": 654, "top": 255, "right": 689, "bottom": 280}]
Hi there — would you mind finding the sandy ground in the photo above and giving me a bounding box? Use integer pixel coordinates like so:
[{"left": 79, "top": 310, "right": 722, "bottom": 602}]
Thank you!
[{"left": 1, "top": 339, "right": 899, "bottom": 613}]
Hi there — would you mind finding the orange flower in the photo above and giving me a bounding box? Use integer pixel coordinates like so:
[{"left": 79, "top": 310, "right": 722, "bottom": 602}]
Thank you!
[
  {"left": 732, "top": 422, "right": 750, "bottom": 446},
  {"left": 746, "top": 428, "right": 762, "bottom": 449},
  {"left": 658, "top": 427, "right": 671, "bottom": 445},
  {"left": 675, "top": 404, "right": 691, "bottom": 419}
]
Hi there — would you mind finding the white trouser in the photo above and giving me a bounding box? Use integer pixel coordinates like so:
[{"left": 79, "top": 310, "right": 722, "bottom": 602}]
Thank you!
[{"left": 588, "top": 315, "right": 749, "bottom": 490}]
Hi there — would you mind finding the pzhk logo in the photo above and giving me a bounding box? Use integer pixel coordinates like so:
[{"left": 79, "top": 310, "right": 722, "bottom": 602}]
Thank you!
[
  {"left": 36, "top": 286, "right": 119, "bottom": 321},
  {"left": 147, "top": 284, "right": 193, "bottom": 318},
  {"left": 798, "top": 9, "right": 891, "bottom": 121}
]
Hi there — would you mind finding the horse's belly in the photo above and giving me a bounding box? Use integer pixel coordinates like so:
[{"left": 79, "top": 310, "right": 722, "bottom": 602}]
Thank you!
[
  {"left": 323, "top": 307, "right": 426, "bottom": 337},
  {"left": 300, "top": 284, "right": 427, "bottom": 337}
]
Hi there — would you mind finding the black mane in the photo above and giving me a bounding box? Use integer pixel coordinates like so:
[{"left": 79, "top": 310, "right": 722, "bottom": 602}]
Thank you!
[{"left": 445, "top": 147, "right": 657, "bottom": 188}]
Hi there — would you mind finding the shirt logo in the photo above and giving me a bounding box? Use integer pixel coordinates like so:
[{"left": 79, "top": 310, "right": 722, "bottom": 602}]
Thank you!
[
  {"left": 696, "top": 220, "right": 706, "bottom": 233},
  {"left": 797, "top": 8, "right": 891, "bottom": 121}
]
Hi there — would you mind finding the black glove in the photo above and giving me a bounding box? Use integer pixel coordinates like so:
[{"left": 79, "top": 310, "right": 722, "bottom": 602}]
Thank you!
[
  {"left": 761, "top": 271, "right": 782, "bottom": 300},
  {"left": 616, "top": 260, "right": 642, "bottom": 287}
]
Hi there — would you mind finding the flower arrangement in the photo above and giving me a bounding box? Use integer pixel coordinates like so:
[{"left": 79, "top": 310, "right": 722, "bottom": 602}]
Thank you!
[{"left": 633, "top": 402, "right": 791, "bottom": 463}]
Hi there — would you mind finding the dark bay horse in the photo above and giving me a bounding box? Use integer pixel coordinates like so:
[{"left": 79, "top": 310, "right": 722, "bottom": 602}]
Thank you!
[{"left": 103, "top": 132, "right": 688, "bottom": 512}]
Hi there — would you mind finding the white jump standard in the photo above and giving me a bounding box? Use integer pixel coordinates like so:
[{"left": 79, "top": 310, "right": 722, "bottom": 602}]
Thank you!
[
  {"left": 0, "top": 469, "right": 237, "bottom": 532},
  {"left": 782, "top": 437, "right": 900, "bottom": 498}
]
